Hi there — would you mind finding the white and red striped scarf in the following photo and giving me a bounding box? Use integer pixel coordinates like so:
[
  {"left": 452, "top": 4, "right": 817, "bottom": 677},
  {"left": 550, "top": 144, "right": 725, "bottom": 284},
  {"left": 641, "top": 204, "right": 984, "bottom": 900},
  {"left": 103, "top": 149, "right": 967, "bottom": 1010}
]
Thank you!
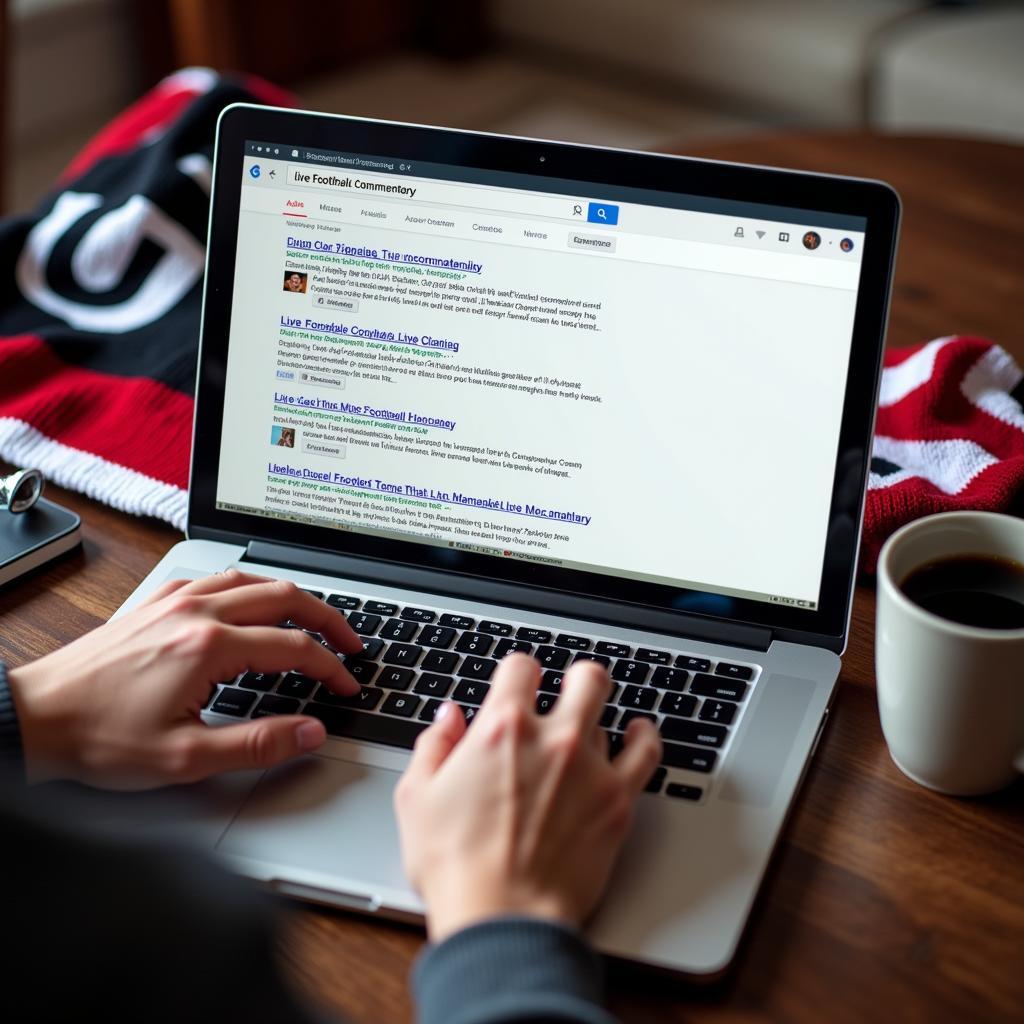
[{"left": 864, "top": 336, "right": 1024, "bottom": 572}]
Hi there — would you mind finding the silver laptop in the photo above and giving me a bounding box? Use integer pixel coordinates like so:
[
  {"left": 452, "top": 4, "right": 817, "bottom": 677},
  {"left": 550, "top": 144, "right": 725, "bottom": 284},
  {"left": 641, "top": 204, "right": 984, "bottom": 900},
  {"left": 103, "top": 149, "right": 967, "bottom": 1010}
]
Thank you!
[{"left": 104, "top": 104, "right": 899, "bottom": 977}]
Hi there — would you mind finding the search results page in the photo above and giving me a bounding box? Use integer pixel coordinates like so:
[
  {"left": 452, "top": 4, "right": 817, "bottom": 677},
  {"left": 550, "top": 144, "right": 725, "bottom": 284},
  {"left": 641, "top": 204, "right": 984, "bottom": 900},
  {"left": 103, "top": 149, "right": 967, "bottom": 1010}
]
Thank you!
[{"left": 215, "top": 149, "right": 865, "bottom": 609}]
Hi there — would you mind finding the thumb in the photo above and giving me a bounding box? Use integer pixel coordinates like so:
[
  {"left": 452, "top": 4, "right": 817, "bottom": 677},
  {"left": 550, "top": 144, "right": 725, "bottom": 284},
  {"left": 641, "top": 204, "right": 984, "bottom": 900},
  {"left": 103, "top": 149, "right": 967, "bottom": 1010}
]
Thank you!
[
  {"left": 174, "top": 715, "right": 326, "bottom": 781},
  {"left": 407, "top": 701, "right": 466, "bottom": 780}
]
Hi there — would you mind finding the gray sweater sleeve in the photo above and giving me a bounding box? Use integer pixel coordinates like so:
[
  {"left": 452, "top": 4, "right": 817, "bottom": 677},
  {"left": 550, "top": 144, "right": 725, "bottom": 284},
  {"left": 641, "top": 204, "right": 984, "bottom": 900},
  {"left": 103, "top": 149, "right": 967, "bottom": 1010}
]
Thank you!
[{"left": 413, "top": 916, "right": 619, "bottom": 1024}]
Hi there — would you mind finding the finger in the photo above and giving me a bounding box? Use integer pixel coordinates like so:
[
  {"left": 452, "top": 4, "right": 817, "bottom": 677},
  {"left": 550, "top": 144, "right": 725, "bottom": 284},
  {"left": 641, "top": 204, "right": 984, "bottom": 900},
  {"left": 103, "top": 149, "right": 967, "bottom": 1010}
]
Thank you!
[
  {"left": 138, "top": 578, "right": 191, "bottom": 608},
  {"left": 204, "top": 579, "right": 363, "bottom": 653},
  {"left": 478, "top": 652, "right": 540, "bottom": 716},
  {"left": 170, "top": 714, "right": 327, "bottom": 782},
  {"left": 171, "top": 569, "right": 272, "bottom": 597},
  {"left": 552, "top": 660, "right": 611, "bottom": 733},
  {"left": 405, "top": 701, "right": 467, "bottom": 781},
  {"left": 612, "top": 718, "right": 663, "bottom": 794},
  {"left": 205, "top": 624, "right": 359, "bottom": 694}
]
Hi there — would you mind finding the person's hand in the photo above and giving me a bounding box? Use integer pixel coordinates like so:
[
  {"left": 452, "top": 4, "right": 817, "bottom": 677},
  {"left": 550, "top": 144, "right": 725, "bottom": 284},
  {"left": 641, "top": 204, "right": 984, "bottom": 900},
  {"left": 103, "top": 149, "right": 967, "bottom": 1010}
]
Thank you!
[
  {"left": 394, "top": 653, "right": 662, "bottom": 942},
  {"left": 7, "top": 570, "right": 363, "bottom": 789}
]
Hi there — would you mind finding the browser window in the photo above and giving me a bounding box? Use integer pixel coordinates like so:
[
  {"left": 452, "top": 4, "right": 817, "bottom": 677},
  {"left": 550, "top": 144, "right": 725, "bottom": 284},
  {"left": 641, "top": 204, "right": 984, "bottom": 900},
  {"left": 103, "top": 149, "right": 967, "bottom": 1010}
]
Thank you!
[{"left": 215, "top": 143, "right": 866, "bottom": 610}]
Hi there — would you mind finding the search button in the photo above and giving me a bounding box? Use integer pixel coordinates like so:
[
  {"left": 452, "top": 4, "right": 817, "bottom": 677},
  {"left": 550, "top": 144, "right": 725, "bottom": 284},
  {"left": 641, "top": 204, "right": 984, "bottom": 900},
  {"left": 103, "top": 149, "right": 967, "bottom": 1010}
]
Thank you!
[{"left": 587, "top": 202, "right": 619, "bottom": 225}]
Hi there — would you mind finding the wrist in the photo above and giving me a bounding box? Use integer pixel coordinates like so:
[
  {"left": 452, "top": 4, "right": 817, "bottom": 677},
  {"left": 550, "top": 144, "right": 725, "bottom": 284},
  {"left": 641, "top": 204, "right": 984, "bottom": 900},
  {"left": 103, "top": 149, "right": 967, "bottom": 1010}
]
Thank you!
[
  {"left": 7, "top": 662, "right": 80, "bottom": 784},
  {"left": 422, "top": 876, "right": 577, "bottom": 943}
]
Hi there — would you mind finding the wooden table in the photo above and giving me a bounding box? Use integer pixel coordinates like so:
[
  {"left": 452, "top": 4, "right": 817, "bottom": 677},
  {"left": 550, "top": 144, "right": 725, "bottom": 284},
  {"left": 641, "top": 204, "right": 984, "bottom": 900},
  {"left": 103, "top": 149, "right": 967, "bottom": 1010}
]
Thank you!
[{"left": 1, "top": 135, "right": 1022, "bottom": 1023}]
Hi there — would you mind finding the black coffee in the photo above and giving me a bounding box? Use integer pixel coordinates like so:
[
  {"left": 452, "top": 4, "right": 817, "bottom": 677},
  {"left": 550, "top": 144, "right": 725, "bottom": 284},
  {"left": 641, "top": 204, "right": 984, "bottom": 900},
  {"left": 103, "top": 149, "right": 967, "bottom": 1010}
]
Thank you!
[{"left": 900, "top": 554, "right": 1024, "bottom": 629}]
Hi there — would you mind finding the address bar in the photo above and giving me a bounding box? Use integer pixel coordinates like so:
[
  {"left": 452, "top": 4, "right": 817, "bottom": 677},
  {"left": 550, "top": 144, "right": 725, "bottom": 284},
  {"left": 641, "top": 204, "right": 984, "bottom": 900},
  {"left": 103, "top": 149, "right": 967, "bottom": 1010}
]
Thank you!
[{"left": 285, "top": 164, "right": 585, "bottom": 222}]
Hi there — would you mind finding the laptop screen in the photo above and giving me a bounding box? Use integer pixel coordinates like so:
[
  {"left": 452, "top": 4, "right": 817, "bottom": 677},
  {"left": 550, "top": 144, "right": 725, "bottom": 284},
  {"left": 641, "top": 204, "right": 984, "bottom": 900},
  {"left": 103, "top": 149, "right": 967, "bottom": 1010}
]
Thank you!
[{"left": 214, "top": 140, "right": 867, "bottom": 614}]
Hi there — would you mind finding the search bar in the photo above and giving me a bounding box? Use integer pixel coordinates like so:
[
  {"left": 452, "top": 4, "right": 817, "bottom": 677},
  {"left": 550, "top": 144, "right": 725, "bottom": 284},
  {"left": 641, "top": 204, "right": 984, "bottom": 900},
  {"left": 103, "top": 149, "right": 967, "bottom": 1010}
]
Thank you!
[{"left": 286, "top": 164, "right": 587, "bottom": 222}]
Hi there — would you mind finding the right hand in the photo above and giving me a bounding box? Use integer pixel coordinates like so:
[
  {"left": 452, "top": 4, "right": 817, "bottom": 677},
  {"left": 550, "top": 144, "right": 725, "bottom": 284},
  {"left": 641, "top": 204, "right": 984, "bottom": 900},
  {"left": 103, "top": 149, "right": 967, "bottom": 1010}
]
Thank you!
[{"left": 394, "top": 653, "right": 662, "bottom": 942}]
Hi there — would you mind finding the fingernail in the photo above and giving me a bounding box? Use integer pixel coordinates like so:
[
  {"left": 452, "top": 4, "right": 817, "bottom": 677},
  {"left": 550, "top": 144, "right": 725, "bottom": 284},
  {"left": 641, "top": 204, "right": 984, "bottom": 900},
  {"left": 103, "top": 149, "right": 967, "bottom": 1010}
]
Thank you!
[
  {"left": 435, "top": 702, "right": 452, "bottom": 722},
  {"left": 297, "top": 721, "right": 325, "bottom": 751}
]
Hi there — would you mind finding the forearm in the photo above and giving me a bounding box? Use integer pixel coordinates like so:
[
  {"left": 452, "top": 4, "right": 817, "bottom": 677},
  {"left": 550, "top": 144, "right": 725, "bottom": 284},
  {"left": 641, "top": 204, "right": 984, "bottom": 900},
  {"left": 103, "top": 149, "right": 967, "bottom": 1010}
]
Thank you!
[{"left": 414, "top": 916, "right": 618, "bottom": 1024}]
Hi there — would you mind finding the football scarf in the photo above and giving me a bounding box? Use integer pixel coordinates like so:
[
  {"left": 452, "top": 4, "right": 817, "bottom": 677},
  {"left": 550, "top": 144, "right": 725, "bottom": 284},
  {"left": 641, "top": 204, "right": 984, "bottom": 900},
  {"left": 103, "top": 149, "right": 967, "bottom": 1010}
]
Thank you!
[{"left": 0, "top": 68, "right": 291, "bottom": 530}]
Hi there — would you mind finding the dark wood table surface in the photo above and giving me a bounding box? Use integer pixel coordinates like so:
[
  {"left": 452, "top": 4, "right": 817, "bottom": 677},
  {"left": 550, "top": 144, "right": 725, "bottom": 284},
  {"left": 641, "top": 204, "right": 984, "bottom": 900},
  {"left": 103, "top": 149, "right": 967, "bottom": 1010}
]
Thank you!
[{"left": 2, "top": 134, "right": 1022, "bottom": 1023}]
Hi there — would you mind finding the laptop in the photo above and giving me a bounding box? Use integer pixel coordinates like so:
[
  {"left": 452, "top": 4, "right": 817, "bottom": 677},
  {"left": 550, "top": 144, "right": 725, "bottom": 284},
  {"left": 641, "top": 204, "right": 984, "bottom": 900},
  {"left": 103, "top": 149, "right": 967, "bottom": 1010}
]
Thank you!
[{"left": 105, "top": 104, "right": 899, "bottom": 978}]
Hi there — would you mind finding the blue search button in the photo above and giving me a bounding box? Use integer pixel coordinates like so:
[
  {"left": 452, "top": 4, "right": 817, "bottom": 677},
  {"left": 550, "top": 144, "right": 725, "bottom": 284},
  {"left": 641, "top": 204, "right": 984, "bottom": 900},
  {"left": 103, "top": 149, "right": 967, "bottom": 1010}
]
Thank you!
[{"left": 587, "top": 202, "right": 619, "bottom": 225}]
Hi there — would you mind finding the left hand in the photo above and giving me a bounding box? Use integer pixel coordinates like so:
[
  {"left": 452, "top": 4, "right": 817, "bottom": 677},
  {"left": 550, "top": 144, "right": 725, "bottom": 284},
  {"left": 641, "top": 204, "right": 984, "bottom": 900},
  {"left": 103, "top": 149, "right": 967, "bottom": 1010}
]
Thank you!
[{"left": 7, "top": 570, "right": 364, "bottom": 789}]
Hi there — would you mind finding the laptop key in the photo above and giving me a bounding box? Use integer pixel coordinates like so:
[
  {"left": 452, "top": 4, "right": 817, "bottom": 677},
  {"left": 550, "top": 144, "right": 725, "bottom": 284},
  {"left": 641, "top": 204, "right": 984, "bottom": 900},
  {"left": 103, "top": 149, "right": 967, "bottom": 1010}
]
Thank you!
[
  {"left": 439, "top": 613, "right": 475, "bottom": 629},
  {"left": 347, "top": 612, "right": 382, "bottom": 636},
  {"left": 494, "top": 638, "right": 534, "bottom": 658},
  {"left": 414, "top": 673, "right": 454, "bottom": 698},
  {"left": 359, "top": 637, "right": 385, "bottom": 660},
  {"left": 659, "top": 692, "right": 698, "bottom": 718},
  {"left": 377, "top": 667, "right": 416, "bottom": 690},
  {"left": 417, "top": 625, "right": 457, "bottom": 649},
  {"left": 619, "top": 685, "right": 657, "bottom": 711},
  {"left": 716, "top": 662, "right": 754, "bottom": 681},
  {"left": 419, "top": 698, "right": 443, "bottom": 722},
  {"left": 666, "top": 783, "right": 703, "bottom": 801},
  {"left": 304, "top": 705, "right": 426, "bottom": 748},
  {"left": 574, "top": 652, "right": 611, "bottom": 667},
  {"left": 652, "top": 667, "right": 689, "bottom": 692},
  {"left": 477, "top": 620, "right": 514, "bottom": 636},
  {"left": 634, "top": 648, "right": 671, "bottom": 665},
  {"left": 401, "top": 607, "right": 437, "bottom": 623},
  {"left": 539, "top": 671, "right": 564, "bottom": 694},
  {"left": 599, "top": 705, "right": 617, "bottom": 728},
  {"left": 516, "top": 627, "right": 551, "bottom": 644},
  {"left": 327, "top": 594, "right": 360, "bottom": 610},
  {"left": 535, "top": 692, "right": 558, "bottom": 715},
  {"left": 459, "top": 705, "right": 481, "bottom": 726},
  {"left": 452, "top": 680, "right": 490, "bottom": 705},
  {"left": 313, "top": 685, "right": 383, "bottom": 710},
  {"left": 699, "top": 699, "right": 738, "bottom": 725},
  {"left": 606, "top": 732, "right": 625, "bottom": 759},
  {"left": 645, "top": 766, "right": 667, "bottom": 794},
  {"left": 421, "top": 650, "right": 460, "bottom": 674},
  {"left": 380, "top": 618, "right": 418, "bottom": 643},
  {"left": 555, "top": 634, "right": 591, "bottom": 651},
  {"left": 344, "top": 660, "right": 378, "bottom": 685},
  {"left": 618, "top": 710, "right": 658, "bottom": 730},
  {"left": 381, "top": 643, "right": 422, "bottom": 668},
  {"left": 302, "top": 590, "right": 324, "bottom": 600},
  {"left": 203, "top": 685, "right": 221, "bottom": 710},
  {"left": 363, "top": 601, "right": 398, "bottom": 616},
  {"left": 661, "top": 743, "right": 717, "bottom": 772},
  {"left": 210, "top": 688, "right": 257, "bottom": 717},
  {"left": 382, "top": 693, "right": 421, "bottom": 718},
  {"left": 455, "top": 632, "right": 494, "bottom": 656},
  {"left": 238, "top": 672, "right": 281, "bottom": 692},
  {"left": 458, "top": 658, "right": 498, "bottom": 681},
  {"left": 690, "top": 673, "right": 748, "bottom": 702},
  {"left": 661, "top": 718, "right": 728, "bottom": 748},
  {"left": 676, "top": 656, "right": 710, "bottom": 673},
  {"left": 535, "top": 646, "right": 571, "bottom": 670},
  {"left": 611, "top": 660, "right": 650, "bottom": 685},
  {"left": 252, "top": 694, "right": 301, "bottom": 718},
  {"left": 594, "top": 641, "right": 630, "bottom": 658}
]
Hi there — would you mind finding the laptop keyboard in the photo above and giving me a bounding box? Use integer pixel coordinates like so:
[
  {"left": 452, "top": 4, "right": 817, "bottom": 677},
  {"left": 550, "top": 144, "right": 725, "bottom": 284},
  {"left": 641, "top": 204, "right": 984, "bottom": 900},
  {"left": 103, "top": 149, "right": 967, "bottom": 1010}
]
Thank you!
[{"left": 204, "top": 588, "right": 762, "bottom": 802}]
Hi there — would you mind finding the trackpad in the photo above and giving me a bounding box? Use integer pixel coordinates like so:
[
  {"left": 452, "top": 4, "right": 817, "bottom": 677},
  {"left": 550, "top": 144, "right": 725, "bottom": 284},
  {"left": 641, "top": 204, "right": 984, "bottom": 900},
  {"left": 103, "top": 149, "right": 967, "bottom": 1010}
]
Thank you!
[{"left": 216, "top": 755, "right": 410, "bottom": 890}]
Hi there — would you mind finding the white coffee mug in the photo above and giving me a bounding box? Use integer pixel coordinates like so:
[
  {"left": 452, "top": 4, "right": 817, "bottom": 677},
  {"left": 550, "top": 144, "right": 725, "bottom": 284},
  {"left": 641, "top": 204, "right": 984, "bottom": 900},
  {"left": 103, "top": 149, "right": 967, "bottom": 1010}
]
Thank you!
[{"left": 876, "top": 510, "right": 1024, "bottom": 796}]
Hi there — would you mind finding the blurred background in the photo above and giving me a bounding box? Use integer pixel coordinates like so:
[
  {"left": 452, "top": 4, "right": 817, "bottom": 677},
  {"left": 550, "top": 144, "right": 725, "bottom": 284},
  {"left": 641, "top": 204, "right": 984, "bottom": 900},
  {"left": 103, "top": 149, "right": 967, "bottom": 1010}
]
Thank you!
[{"left": 1, "top": 0, "right": 1022, "bottom": 213}]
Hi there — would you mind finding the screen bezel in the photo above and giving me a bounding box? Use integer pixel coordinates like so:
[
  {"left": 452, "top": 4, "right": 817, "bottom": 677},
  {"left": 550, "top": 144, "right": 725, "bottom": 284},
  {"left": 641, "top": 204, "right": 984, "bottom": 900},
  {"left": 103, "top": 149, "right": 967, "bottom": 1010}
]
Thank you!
[{"left": 189, "top": 103, "right": 899, "bottom": 643}]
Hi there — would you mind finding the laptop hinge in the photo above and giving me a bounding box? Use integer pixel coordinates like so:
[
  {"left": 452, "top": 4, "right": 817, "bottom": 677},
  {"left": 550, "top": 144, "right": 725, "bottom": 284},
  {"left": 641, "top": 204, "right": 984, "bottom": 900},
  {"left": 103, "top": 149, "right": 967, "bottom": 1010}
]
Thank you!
[{"left": 242, "top": 540, "right": 774, "bottom": 652}]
